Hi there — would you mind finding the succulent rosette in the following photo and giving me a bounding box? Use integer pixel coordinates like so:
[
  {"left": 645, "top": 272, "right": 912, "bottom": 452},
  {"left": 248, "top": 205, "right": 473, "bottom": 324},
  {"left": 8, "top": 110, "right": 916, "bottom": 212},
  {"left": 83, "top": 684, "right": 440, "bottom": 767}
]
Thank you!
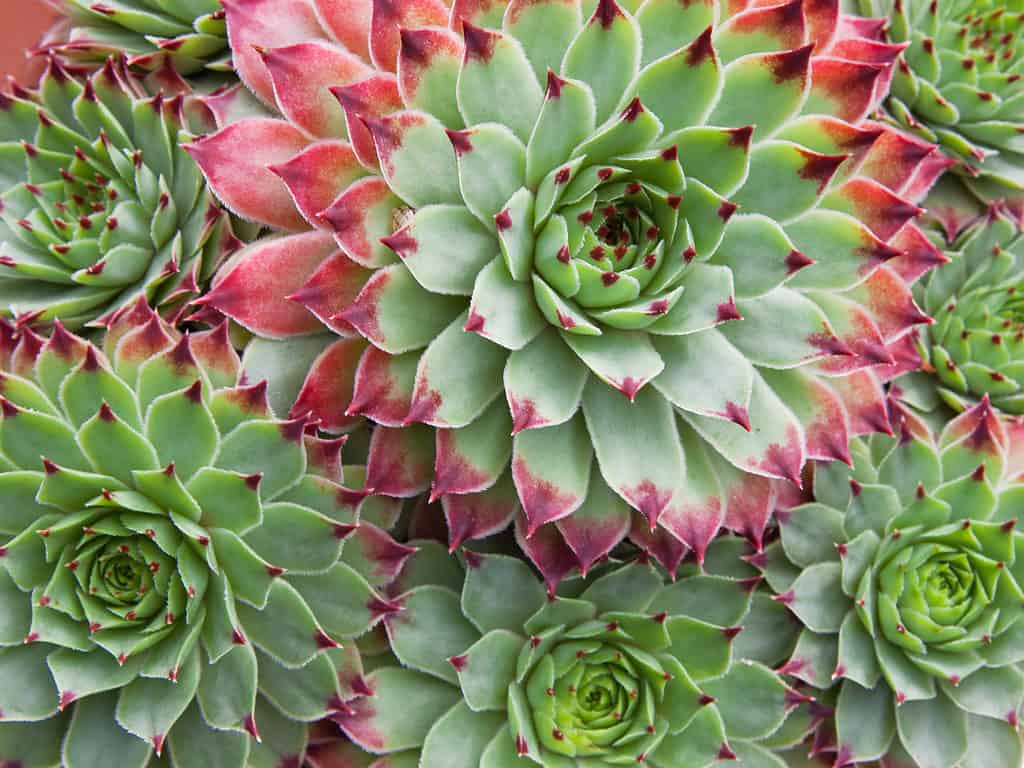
[
  {"left": 0, "top": 56, "right": 237, "bottom": 330},
  {"left": 0, "top": 302, "right": 410, "bottom": 767},
  {"left": 892, "top": 193, "right": 1024, "bottom": 420},
  {"left": 306, "top": 544, "right": 817, "bottom": 768},
  {"left": 188, "top": 0, "right": 950, "bottom": 584},
  {"left": 855, "top": 0, "right": 1024, "bottom": 209},
  {"left": 757, "top": 397, "right": 1024, "bottom": 768},
  {"left": 46, "top": 0, "right": 231, "bottom": 78}
]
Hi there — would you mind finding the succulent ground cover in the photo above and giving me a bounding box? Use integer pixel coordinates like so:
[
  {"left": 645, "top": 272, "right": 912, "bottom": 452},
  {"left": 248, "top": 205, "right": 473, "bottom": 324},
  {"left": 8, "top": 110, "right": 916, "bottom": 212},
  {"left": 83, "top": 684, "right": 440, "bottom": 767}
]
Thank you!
[
  {"left": 0, "top": 56, "right": 237, "bottom": 330},
  {"left": 305, "top": 543, "right": 824, "bottom": 768},
  {"left": 187, "top": 0, "right": 950, "bottom": 588},
  {"left": 856, "top": 0, "right": 1024, "bottom": 212},
  {"left": 759, "top": 397, "right": 1024, "bottom": 768},
  {"left": 894, "top": 195, "right": 1024, "bottom": 420},
  {"left": 0, "top": 302, "right": 409, "bottom": 768}
]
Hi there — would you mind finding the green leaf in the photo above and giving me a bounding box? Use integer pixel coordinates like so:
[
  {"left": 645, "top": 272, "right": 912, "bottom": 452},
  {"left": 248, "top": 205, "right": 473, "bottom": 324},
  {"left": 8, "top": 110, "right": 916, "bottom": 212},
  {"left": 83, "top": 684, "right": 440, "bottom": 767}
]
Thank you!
[
  {"left": 467, "top": 257, "right": 545, "bottom": 350},
  {"left": 451, "top": 125, "right": 526, "bottom": 230},
  {"left": 387, "top": 586, "right": 480, "bottom": 684},
  {"left": 63, "top": 691, "right": 151, "bottom": 768},
  {"left": 289, "top": 561, "right": 382, "bottom": 638},
  {"left": 420, "top": 700, "right": 505, "bottom": 768},
  {"left": 0, "top": 712, "right": 67, "bottom": 768},
  {"left": 702, "top": 661, "right": 790, "bottom": 741},
  {"left": 116, "top": 649, "right": 200, "bottom": 751},
  {"left": 961, "top": 713, "right": 1023, "bottom": 768},
  {"left": 665, "top": 615, "right": 732, "bottom": 682},
  {"left": 652, "top": 575, "right": 752, "bottom": 628},
  {"left": 836, "top": 681, "right": 895, "bottom": 764},
  {"left": 457, "top": 630, "right": 525, "bottom": 712},
  {"left": 186, "top": 467, "right": 262, "bottom": 532},
  {"left": 342, "top": 667, "right": 461, "bottom": 753},
  {"left": 896, "top": 692, "right": 968, "bottom": 768},
  {"left": 779, "top": 503, "right": 844, "bottom": 567},
  {"left": 215, "top": 419, "right": 305, "bottom": 500},
  {"left": 457, "top": 27, "right": 543, "bottom": 143},
  {"left": 167, "top": 701, "right": 249, "bottom": 768},
  {"left": 255, "top": 648, "right": 340, "bottom": 722},
  {"left": 209, "top": 528, "right": 276, "bottom": 609},
  {"left": 77, "top": 405, "right": 159, "bottom": 484},
  {"left": 144, "top": 384, "right": 218, "bottom": 481},
  {"left": 786, "top": 628, "right": 838, "bottom": 688},
  {"left": 708, "top": 47, "right": 808, "bottom": 136},
  {"left": 504, "top": 0, "right": 582, "bottom": 83},
  {"left": 732, "top": 593, "right": 799, "bottom": 668},
  {"left": 386, "top": 205, "right": 497, "bottom": 296},
  {"left": 503, "top": 328, "right": 588, "bottom": 432},
  {"left": 941, "top": 666, "right": 1024, "bottom": 722},
  {"left": 669, "top": 126, "right": 751, "bottom": 197},
  {"left": 562, "top": 0, "right": 642, "bottom": 124},
  {"left": 526, "top": 74, "right": 596, "bottom": 188},
  {"left": 581, "top": 562, "right": 664, "bottom": 614},
  {"left": 565, "top": 330, "right": 664, "bottom": 394},
  {"left": 653, "top": 701, "right": 728, "bottom": 767},
  {"left": 461, "top": 554, "right": 545, "bottom": 634},
  {"left": 235, "top": 579, "right": 326, "bottom": 669},
  {"left": 1, "top": 405, "right": 89, "bottom": 471},
  {"left": 784, "top": 561, "right": 848, "bottom": 633},
  {"left": 408, "top": 312, "right": 507, "bottom": 428},
  {"left": 243, "top": 501, "right": 342, "bottom": 575},
  {"left": 712, "top": 214, "right": 803, "bottom": 299},
  {"left": 369, "top": 111, "right": 461, "bottom": 208},
  {"left": 495, "top": 187, "right": 534, "bottom": 281},
  {"left": 246, "top": 694, "right": 307, "bottom": 768},
  {"left": 196, "top": 643, "right": 257, "bottom": 731},
  {"left": 58, "top": 355, "right": 142, "bottom": 430},
  {"left": 633, "top": 26, "right": 720, "bottom": 124},
  {"left": 0, "top": 471, "right": 49, "bottom": 534},
  {"left": 0, "top": 643, "right": 58, "bottom": 720},
  {"left": 838, "top": 611, "right": 880, "bottom": 689}
]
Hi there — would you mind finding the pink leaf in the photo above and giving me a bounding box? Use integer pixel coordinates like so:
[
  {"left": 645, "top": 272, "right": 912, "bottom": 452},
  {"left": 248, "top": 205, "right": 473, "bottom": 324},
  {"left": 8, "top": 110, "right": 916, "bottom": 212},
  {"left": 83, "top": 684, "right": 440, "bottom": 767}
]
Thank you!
[
  {"left": 269, "top": 140, "right": 367, "bottom": 228},
  {"left": 186, "top": 119, "right": 309, "bottom": 231},
  {"left": 290, "top": 337, "right": 367, "bottom": 432},
  {"left": 369, "top": 0, "right": 449, "bottom": 72},
  {"left": 313, "top": 0, "right": 373, "bottom": 60},
  {"left": 261, "top": 42, "right": 372, "bottom": 138},
  {"left": 198, "top": 231, "right": 337, "bottom": 338}
]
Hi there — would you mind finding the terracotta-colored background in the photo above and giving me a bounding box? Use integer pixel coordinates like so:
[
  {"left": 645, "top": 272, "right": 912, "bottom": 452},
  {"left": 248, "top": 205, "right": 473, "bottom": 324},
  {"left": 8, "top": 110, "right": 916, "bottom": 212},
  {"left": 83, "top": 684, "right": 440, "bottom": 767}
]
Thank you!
[{"left": 0, "top": 1, "right": 59, "bottom": 83}]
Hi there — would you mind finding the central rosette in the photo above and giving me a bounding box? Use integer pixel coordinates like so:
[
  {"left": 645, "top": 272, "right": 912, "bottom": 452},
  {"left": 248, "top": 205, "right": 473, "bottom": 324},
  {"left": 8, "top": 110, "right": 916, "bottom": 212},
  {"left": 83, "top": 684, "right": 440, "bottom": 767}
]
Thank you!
[
  {"left": 861, "top": 522, "right": 1014, "bottom": 660},
  {"left": 529, "top": 637, "right": 652, "bottom": 756}
]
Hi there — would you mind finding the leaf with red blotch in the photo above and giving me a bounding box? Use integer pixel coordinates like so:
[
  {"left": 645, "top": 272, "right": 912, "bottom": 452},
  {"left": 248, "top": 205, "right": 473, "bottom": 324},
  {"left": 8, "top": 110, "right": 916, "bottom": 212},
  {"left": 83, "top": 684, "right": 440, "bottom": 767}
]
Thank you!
[
  {"left": 683, "top": 374, "right": 806, "bottom": 488},
  {"left": 340, "top": 522, "right": 417, "bottom": 589},
  {"left": 556, "top": 471, "right": 631, "bottom": 577},
  {"left": 827, "top": 368, "right": 891, "bottom": 438},
  {"left": 511, "top": 413, "right": 593, "bottom": 536},
  {"left": 811, "top": 292, "right": 894, "bottom": 375},
  {"left": 761, "top": 368, "right": 853, "bottom": 466},
  {"left": 195, "top": 231, "right": 337, "bottom": 339},
  {"left": 221, "top": 0, "right": 329, "bottom": 105},
  {"left": 657, "top": 422, "right": 726, "bottom": 563},
  {"left": 938, "top": 396, "right": 1008, "bottom": 459},
  {"left": 369, "top": 0, "right": 450, "bottom": 72},
  {"left": 514, "top": 513, "right": 580, "bottom": 593},
  {"left": 581, "top": 377, "right": 686, "bottom": 531},
  {"left": 838, "top": 265, "right": 931, "bottom": 342},
  {"left": 431, "top": 397, "right": 512, "bottom": 501},
  {"left": 289, "top": 337, "right": 367, "bottom": 432},
  {"left": 319, "top": 177, "right": 403, "bottom": 269},
  {"left": 364, "top": 424, "right": 435, "bottom": 498},
  {"left": 442, "top": 469, "right": 520, "bottom": 552},
  {"left": 713, "top": 454, "right": 779, "bottom": 550},
  {"left": 886, "top": 223, "right": 949, "bottom": 284},
  {"left": 503, "top": 328, "right": 588, "bottom": 434},
  {"left": 348, "top": 345, "right": 418, "bottom": 427},
  {"left": 397, "top": 26, "right": 465, "bottom": 129},
  {"left": 823, "top": 178, "right": 922, "bottom": 242},
  {"left": 805, "top": 57, "right": 885, "bottom": 124},
  {"left": 331, "top": 74, "right": 404, "bottom": 171},
  {"left": 313, "top": 0, "right": 373, "bottom": 60},
  {"left": 628, "top": 511, "right": 689, "bottom": 576},
  {"left": 261, "top": 41, "right": 371, "bottom": 138},
  {"left": 186, "top": 119, "right": 309, "bottom": 231},
  {"left": 269, "top": 140, "right": 368, "bottom": 229},
  {"left": 290, "top": 249, "right": 374, "bottom": 337}
]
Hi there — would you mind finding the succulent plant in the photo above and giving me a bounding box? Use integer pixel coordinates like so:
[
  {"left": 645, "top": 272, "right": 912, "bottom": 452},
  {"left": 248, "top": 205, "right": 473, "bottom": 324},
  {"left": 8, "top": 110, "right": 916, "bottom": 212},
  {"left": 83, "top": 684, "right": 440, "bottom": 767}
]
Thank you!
[
  {"left": 307, "top": 544, "right": 816, "bottom": 768},
  {"left": 0, "top": 300, "right": 407, "bottom": 768},
  {"left": 890, "top": 190, "right": 1024, "bottom": 421},
  {"left": 757, "top": 397, "right": 1024, "bottom": 768},
  {"left": 47, "top": 0, "right": 231, "bottom": 77},
  {"left": 189, "top": 0, "right": 950, "bottom": 585},
  {"left": 855, "top": 0, "right": 1024, "bottom": 211},
  {"left": 0, "top": 56, "right": 238, "bottom": 331}
]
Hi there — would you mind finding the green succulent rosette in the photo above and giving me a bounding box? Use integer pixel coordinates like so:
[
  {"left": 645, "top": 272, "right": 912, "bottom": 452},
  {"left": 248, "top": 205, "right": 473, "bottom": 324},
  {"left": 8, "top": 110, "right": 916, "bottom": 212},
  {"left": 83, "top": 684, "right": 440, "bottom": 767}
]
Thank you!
[
  {"left": 50, "top": 0, "right": 230, "bottom": 77},
  {"left": 194, "top": 0, "right": 946, "bottom": 584},
  {"left": 306, "top": 541, "right": 821, "bottom": 768},
  {"left": 757, "top": 397, "right": 1024, "bottom": 768},
  {"left": 0, "top": 304, "right": 402, "bottom": 768},
  {"left": 0, "top": 57, "right": 235, "bottom": 330},
  {"left": 857, "top": 0, "right": 1024, "bottom": 207},
  {"left": 893, "top": 191, "right": 1024, "bottom": 420}
]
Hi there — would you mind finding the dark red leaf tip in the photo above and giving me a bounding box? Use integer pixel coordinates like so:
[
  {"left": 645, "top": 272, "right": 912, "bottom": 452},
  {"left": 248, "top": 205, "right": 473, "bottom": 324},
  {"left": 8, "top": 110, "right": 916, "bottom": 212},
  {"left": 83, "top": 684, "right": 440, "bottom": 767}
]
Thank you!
[
  {"left": 546, "top": 70, "right": 565, "bottom": 99},
  {"left": 448, "top": 654, "right": 468, "bottom": 671},
  {"left": 98, "top": 402, "right": 116, "bottom": 422},
  {"left": 594, "top": 0, "right": 623, "bottom": 28},
  {"left": 314, "top": 629, "right": 339, "bottom": 649},
  {"left": 445, "top": 128, "right": 473, "bottom": 156},
  {"left": 462, "top": 21, "right": 497, "bottom": 61},
  {"left": 184, "top": 379, "right": 202, "bottom": 403},
  {"left": 621, "top": 97, "right": 644, "bottom": 122}
]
